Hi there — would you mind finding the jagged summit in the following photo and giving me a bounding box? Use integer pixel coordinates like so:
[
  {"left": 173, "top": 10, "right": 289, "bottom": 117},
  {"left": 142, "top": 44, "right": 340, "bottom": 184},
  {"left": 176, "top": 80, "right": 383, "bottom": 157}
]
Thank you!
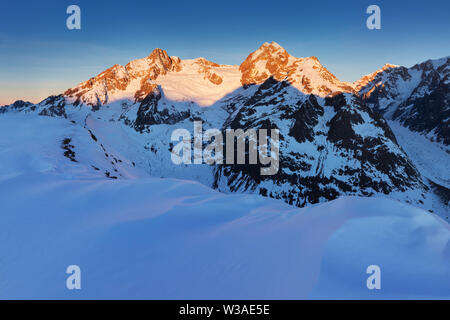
[
  {"left": 262, "top": 41, "right": 284, "bottom": 49},
  {"left": 252, "top": 41, "right": 288, "bottom": 56},
  {"left": 239, "top": 42, "right": 354, "bottom": 96},
  {"left": 147, "top": 48, "right": 169, "bottom": 59}
]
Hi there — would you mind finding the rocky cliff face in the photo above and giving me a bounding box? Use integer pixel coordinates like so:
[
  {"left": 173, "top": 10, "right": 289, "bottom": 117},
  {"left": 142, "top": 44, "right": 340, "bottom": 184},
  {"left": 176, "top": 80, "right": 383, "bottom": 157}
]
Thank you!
[
  {"left": 213, "top": 77, "right": 426, "bottom": 207},
  {"left": 64, "top": 48, "right": 183, "bottom": 107}
]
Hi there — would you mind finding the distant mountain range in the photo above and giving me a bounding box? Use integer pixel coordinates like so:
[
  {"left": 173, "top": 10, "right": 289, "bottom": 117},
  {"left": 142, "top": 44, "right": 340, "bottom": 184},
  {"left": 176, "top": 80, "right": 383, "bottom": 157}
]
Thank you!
[{"left": 1, "top": 42, "right": 448, "bottom": 219}]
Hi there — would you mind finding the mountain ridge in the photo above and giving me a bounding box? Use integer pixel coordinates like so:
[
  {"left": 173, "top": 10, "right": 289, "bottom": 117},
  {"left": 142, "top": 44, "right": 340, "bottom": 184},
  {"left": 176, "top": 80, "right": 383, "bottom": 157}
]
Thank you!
[
  {"left": 60, "top": 42, "right": 362, "bottom": 107},
  {"left": 3, "top": 43, "right": 449, "bottom": 110}
]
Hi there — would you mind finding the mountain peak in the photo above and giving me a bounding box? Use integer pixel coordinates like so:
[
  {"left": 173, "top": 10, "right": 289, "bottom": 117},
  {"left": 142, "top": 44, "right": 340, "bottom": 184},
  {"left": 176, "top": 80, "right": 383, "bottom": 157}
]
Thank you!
[
  {"left": 253, "top": 41, "right": 289, "bottom": 57},
  {"left": 64, "top": 47, "right": 184, "bottom": 106},
  {"left": 144, "top": 48, "right": 181, "bottom": 73},
  {"left": 353, "top": 63, "right": 400, "bottom": 92},
  {"left": 239, "top": 42, "right": 291, "bottom": 86},
  {"left": 382, "top": 63, "right": 399, "bottom": 70},
  {"left": 147, "top": 48, "right": 170, "bottom": 61},
  {"left": 261, "top": 41, "right": 285, "bottom": 50},
  {"left": 239, "top": 42, "right": 353, "bottom": 96}
]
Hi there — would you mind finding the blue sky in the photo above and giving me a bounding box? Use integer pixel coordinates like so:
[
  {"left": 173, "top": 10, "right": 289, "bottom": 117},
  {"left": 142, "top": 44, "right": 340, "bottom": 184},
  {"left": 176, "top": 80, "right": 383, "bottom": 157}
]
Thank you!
[{"left": 1, "top": 0, "right": 449, "bottom": 105}]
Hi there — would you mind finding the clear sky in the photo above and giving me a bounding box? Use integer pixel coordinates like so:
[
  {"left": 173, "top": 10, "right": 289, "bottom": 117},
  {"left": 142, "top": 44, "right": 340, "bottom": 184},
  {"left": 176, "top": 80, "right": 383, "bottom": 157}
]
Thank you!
[{"left": 1, "top": 0, "right": 449, "bottom": 105}]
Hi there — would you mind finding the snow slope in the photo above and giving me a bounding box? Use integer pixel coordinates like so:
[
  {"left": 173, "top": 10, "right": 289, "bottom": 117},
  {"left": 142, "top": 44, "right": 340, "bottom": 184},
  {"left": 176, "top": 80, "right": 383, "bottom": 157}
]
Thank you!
[
  {"left": 0, "top": 112, "right": 449, "bottom": 299},
  {"left": 157, "top": 60, "right": 242, "bottom": 106},
  {"left": 1, "top": 174, "right": 449, "bottom": 299},
  {"left": 388, "top": 121, "right": 449, "bottom": 188}
]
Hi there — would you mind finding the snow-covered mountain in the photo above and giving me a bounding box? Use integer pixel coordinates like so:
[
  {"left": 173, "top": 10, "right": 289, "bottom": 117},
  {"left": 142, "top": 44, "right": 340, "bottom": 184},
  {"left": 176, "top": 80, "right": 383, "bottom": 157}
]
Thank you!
[
  {"left": 356, "top": 57, "right": 450, "bottom": 146},
  {"left": 214, "top": 81, "right": 427, "bottom": 209},
  {"left": 239, "top": 42, "right": 355, "bottom": 95},
  {"left": 62, "top": 42, "right": 356, "bottom": 107},
  {"left": 1, "top": 42, "right": 449, "bottom": 299},
  {"left": 63, "top": 48, "right": 242, "bottom": 108},
  {"left": 0, "top": 42, "right": 448, "bottom": 218}
]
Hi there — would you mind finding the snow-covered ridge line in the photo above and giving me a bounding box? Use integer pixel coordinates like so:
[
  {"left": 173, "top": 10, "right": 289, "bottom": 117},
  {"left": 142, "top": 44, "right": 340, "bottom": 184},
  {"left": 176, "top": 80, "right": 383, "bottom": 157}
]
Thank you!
[
  {"left": 58, "top": 42, "right": 369, "bottom": 107},
  {"left": 7, "top": 42, "right": 448, "bottom": 111}
]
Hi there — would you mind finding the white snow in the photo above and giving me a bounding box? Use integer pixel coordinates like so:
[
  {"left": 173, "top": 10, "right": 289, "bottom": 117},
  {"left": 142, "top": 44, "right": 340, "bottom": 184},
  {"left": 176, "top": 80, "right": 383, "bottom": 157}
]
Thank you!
[
  {"left": 67, "top": 55, "right": 243, "bottom": 108},
  {"left": 389, "top": 120, "right": 450, "bottom": 188},
  {"left": 0, "top": 172, "right": 449, "bottom": 299},
  {"left": 0, "top": 107, "right": 449, "bottom": 299},
  {"left": 156, "top": 60, "right": 242, "bottom": 106}
]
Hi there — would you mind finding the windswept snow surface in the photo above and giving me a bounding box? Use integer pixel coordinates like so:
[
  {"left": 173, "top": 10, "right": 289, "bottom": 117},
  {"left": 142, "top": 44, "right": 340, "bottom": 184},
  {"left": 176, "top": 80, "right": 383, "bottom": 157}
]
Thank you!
[{"left": 0, "top": 114, "right": 449, "bottom": 299}]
